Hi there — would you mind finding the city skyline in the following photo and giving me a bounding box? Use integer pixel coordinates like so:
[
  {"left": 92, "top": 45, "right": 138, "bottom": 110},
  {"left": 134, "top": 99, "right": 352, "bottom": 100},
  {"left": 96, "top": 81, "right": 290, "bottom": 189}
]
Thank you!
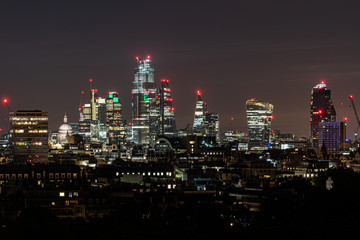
[{"left": 1, "top": 1, "right": 360, "bottom": 138}]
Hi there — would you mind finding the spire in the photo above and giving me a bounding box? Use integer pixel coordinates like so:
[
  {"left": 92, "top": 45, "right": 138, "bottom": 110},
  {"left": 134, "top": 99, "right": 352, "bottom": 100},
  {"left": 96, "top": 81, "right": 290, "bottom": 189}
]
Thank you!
[{"left": 64, "top": 113, "right": 68, "bottom": 123}]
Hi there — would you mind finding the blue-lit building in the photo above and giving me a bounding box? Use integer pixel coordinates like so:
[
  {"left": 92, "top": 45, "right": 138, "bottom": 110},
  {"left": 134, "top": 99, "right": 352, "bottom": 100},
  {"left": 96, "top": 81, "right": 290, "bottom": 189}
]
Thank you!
[{"left": 319, "top": 121, "right": 340, "bottom": 154}]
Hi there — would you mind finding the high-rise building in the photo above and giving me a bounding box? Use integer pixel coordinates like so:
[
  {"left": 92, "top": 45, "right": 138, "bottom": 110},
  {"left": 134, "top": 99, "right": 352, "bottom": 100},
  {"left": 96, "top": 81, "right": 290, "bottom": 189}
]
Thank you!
[
  {"left": 131, "top": 56, "right": 157, "bottom": 145},
  {"left": 310, "top": 80, "right": 336, "bottom": 147},
  {"left": 9, "top": 110, "right": 49, "bottom": 164},
  {"left": 106, "top": 91, "right": 126, "bottom": 145},
  {"left": 204, "top": 112, "right": 220, "bottom": 143},
  {"left": 246, "top": 98, "right": 274, "bottom": 149},
  {"left": 159, "top": 79, "right": 176, "bottom": 136},
  {"left": 193, "top": 90, "right": 207, "bottom": 130}
]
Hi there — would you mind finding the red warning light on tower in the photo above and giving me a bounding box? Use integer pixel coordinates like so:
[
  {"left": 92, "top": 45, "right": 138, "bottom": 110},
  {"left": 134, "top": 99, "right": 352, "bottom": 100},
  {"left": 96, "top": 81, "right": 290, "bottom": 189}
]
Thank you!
[
  {"left": 231, "top": 117, "right": 234, "bottom": 121},
  {"left": 344, "top": 117, "right": 348, "bottom": 121},
  {"left": 318, "top": 110, "right": 323, "bottom": 114},
  {"left": 196, "top": 90, "right": 202, "bottom": 96},
  {"left": 321, "top": 80, "right": 325, "bottom": 84},
  {"left": 250, "top": 98, "right": 254, "bottom": 102},
  {"left": 147, "top": 55, "right": 151, "bottom": 59},
  {"left": 350, "top": 95, "right": 354, "bottom": 99},
  {"left": 135, "top": 56, "right": 139, "bottom": 60},
  {"left": 2, "top": 98, "right": 8, "bottom": 104}
]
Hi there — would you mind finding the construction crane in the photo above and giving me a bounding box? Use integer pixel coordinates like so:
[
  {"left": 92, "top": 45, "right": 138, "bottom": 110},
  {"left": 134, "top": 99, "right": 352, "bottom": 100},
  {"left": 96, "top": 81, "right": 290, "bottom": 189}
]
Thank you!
[
  {"left": 78, "top": 91, "right": 84, "bottom": 121},
  {"left": 349, "top": 95, "right": 360, "bottom": 139}
]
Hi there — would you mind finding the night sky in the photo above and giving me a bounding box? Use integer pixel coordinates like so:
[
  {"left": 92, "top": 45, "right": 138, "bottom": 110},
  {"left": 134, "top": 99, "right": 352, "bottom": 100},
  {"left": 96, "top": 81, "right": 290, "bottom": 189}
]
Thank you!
[{"left": 1, "top": 0, "right": 360, "bottom": 138}]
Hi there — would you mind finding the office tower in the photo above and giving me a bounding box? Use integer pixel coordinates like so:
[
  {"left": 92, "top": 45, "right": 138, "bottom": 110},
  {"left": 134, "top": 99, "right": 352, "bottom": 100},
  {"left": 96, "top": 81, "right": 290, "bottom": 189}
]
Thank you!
[
  {"left": 310, "top": 80, "right": 336, "bottom": 147},
  {"left": 106, "top": 91, "right": 126, "bottom": 145},
  {"left": 131, "top": 56, "right": 157, "bottom": 145},
  {"left": 204, "top": 112, "right": 220, "bottom": 143},
  {"left": 246, "top": 98, "right": 274, "bottom": 149},
  {"left": 159, "top": 79, "right": 177, "bottom": 136},
  {"left": 193, "top": 90, "right": 207, "bottom": 130},
  {"left": 9, "top": 110, "right": 49, "bottom": 163},
  {"left": 318, "top": 121, "right": 340, "bottom": 154}
]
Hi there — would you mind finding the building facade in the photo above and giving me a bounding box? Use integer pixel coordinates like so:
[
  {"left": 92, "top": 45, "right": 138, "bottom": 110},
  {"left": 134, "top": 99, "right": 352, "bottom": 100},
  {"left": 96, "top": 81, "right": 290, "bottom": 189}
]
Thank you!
[
  {"left": 246, "top": 98, "right": 274, "bottom": 150},
  {"left": 310, "top": 80, "right": 336, "bottom": 147},
  {"left": 9, "top": 110, "right": 49, "bottom": 163}
]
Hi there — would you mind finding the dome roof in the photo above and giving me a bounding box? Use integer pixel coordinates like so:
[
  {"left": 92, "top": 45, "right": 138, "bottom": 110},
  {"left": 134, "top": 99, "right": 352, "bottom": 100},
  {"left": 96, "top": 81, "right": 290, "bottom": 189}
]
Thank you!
[
  {"left": 59, "top": 123, "right": 73, "bottom": 131},
  {"left": 57, "top": 113, "right": 73, "bottom": 145}
]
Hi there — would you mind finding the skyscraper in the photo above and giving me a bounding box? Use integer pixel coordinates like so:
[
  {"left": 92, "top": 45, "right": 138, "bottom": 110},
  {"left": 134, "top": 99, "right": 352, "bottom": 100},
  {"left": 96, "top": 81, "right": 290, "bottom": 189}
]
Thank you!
[
  {"left": 131, "top": 56, "right": 157, "bottom": 145},
  {"left": 193, "top": 90, "right": 207, "bottom": 130},
  {"left": 9, "top": 110, "right": 49, "bottom": 164},
  {"left": 310, "top": 80, "right": 336, "bottom": 147},
  {"left": 246, "top": 98, "right": 274, "bottom": 149},
  {"left": 159, "top": 79, "right": 176, "bottom": 136},
  {"left": 106, "top": 91, "right": 126, "bottom": 145},
  {"left": 204, "top": 112, "right": 220, "bottom": 143}
]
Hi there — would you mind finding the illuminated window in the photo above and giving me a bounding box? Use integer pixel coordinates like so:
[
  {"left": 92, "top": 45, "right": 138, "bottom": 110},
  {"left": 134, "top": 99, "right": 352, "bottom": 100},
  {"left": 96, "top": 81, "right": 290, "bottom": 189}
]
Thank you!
[{"left": 59, "top": 192, "right": 65, "bottom": 197}]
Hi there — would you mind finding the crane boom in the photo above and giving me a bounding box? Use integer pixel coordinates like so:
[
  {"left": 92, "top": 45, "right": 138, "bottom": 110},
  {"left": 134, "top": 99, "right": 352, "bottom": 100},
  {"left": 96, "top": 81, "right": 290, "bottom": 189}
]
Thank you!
[
  {"left": 78, "top": 91, "right": 84, "bottom": 121},
  {"left": 349, "top": 95, "right": 360, "bottom": 129}
]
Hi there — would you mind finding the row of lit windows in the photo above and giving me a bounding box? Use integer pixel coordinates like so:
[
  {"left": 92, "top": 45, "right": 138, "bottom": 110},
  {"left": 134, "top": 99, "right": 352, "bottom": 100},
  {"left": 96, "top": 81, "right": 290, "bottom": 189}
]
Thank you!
[
  {"left": 15, "top": 142, "right": 43, "bottom": 146},
  {"left": 0, "top": 172, "right": 77, "bottom": 180},
  {"left": 12, "top": 117, "right": 48, "bottom": 121},
  {"left": 115, "top": 171, "right": 172, "bottom": 177}
]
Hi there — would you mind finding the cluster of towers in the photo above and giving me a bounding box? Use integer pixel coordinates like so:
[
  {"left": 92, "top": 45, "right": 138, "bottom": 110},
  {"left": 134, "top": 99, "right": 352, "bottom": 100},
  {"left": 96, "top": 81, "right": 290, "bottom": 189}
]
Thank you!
[
  {"left": 55, "top": 55, "right": 220, "bottom": 148},
  {"left": 131, "top": 56, "right": 177, "bottom": 145}
]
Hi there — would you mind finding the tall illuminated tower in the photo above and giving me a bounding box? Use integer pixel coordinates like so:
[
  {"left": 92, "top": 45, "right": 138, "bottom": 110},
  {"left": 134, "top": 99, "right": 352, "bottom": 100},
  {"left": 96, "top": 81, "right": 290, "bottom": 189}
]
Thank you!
[
  {"left": 159, "top": 79, "right": 176, "bottom": 136},
  {"left": 193, "top": 90, "right": 207, "bottom": 130},
  {"left": 131, "top": 56, "right": 157, "bottom": 145},
  {"left": 310, "top": 80, "right": 336, "bottom": 147},
  {"left": 246, "top": 98, "right": 274, "bottom": 149},
  {"left": 106, "top": 91, "right": 126, "bottom": 145}
]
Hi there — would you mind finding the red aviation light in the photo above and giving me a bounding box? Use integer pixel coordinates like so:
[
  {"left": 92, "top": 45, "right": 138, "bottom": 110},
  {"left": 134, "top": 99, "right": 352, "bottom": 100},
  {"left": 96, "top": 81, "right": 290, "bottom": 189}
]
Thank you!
[
  {"left": 2, "top": 98, "right": 8, "bottom": 104},
  {"left": 81, "top": 91, "right": 84, "bottom": 94},
  {"left": 89, "top": 78, "right": 93, "bottom": 82},
  {"left": 196, "top": 90, "right": 202, "bottom": 96},
  {"left": 161, "top": 79, "right": 166, "bottom": 82},
  {"left": 321, "top": 80, "right": 325, "bottom": 84},
  {"left": 350, "top": 95, "right": 354, "bottom": 99},
  {"left": 166, "top": 79, "right": 169, "bottom": 83},
  {"left": 135, "top": 56, "right": 139, "bottom": 60},
  {"left": 171, "top": 107, "right": 175, "bottom": 111},
  {"left": 129, "top": 122, "right": 132, "bottom": 126},
  {"left": 147, "top": 55, "right": 151, "bottom": 59},
  {"left": 231, "top": 117, "right": 234, "bottom": 121},
  {"left": 318, "top": 110, "right": 323, "bottom": 114},
  {"left": 270, "top": 116, "right": 274, "bottom": 119},
  {"left": 344, "top": 117, "right": 348, "bottom": 121},
  {"left": 250, "top": 98, "right": 254, "bottom": 101}
]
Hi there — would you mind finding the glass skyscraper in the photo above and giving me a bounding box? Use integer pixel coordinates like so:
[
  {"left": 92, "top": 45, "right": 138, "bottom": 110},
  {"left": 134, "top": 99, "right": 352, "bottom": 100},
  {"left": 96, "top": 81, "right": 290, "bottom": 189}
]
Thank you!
[
  {"left": 131, "top": 56, "right": 157, "bottom": 145},
  {"left": 310, "top": 80, "right": 336, "bottom": 147},
  {"left": 159, "top": 79, "right": 177, "bottom": 136},
  {"left": 193, "top": 90, "right": 207, "bottom": 130},
  {"left": 246, "top": 98, "right": 274, "bottom": 149}
]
